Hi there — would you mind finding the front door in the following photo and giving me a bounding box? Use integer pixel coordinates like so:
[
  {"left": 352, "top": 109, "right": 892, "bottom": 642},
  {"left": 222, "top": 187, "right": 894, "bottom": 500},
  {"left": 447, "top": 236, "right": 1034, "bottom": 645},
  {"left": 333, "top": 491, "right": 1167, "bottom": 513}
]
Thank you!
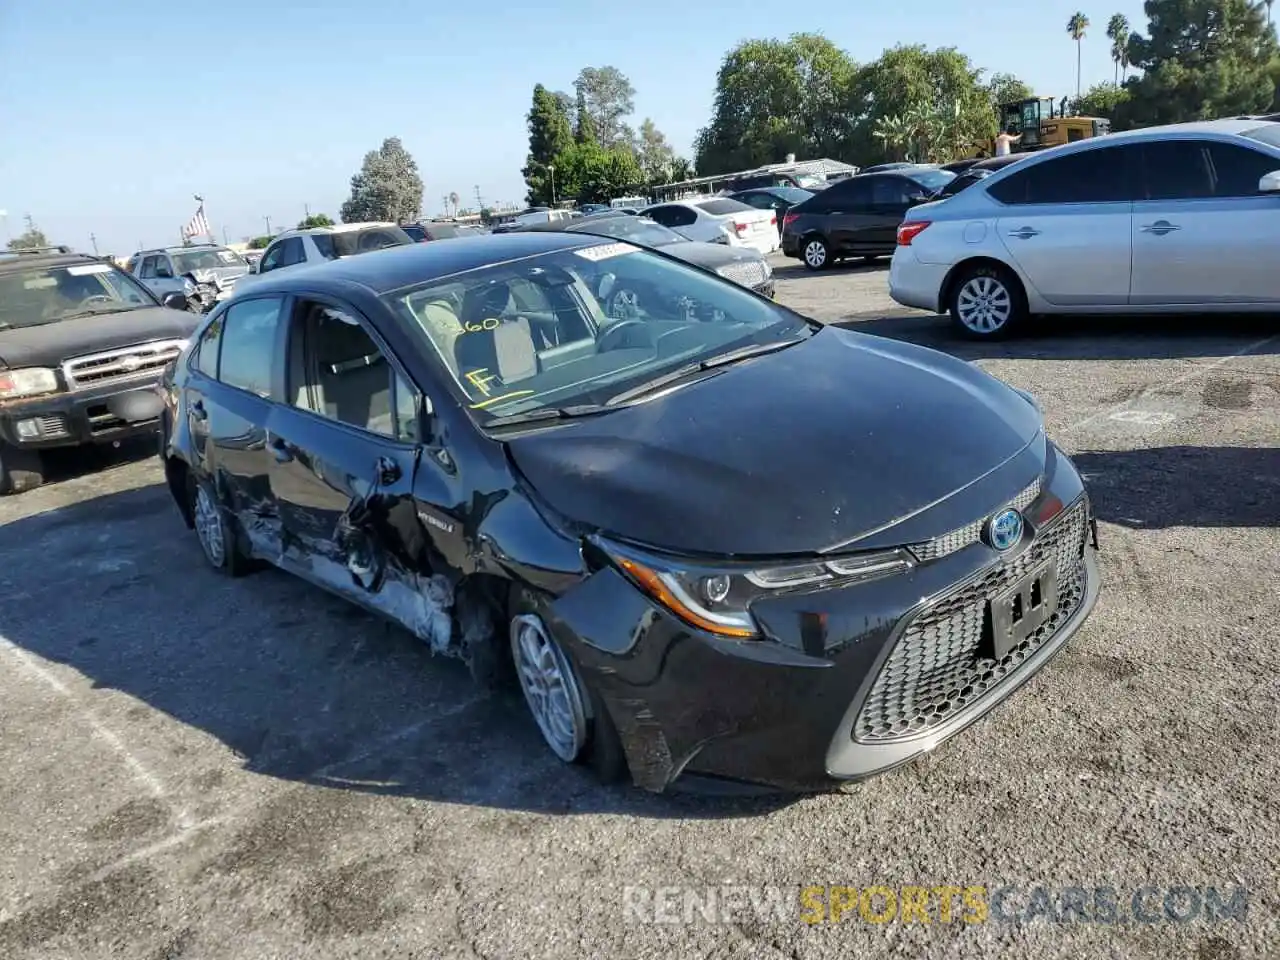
[{"left": 264, "top": 296, "right": 447, "bottom": 646}]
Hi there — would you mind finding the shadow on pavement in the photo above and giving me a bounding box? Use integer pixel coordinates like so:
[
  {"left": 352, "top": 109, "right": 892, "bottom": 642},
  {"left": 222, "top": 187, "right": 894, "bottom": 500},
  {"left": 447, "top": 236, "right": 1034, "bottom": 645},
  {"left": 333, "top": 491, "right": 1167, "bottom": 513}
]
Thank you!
[
  {"left": 0, "top": 484, "right": 793, "bottom": 819},
  {"left": 1073, "top": 446, "right": 1280, "bottom": 530},
  {"left": 839, "top": 312, "right": 1280, "bottom": 363},
  {"left": 772, "top": 259, "right": 888, "bottom": 279}
]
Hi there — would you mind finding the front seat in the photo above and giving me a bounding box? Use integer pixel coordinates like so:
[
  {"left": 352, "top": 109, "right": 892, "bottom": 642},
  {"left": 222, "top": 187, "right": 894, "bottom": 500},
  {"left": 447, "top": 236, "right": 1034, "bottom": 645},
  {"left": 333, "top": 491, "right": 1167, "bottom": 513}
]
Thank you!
[{"left": 454, "top": 282, "right": 538, "bottom": 393}]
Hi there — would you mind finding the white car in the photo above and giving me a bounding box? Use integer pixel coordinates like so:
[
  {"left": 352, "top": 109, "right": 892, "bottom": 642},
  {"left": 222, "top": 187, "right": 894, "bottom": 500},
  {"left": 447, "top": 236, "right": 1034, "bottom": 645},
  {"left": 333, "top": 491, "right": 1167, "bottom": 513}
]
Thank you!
[
  {"left": 235, "top": 222, "right": 413, "bottom": 290},
  {"left": 889, "top": 117, "right": 1280, "bottom": 339},
  {"left": 638, "top": 198, "right": 780, "bottom": 255}
]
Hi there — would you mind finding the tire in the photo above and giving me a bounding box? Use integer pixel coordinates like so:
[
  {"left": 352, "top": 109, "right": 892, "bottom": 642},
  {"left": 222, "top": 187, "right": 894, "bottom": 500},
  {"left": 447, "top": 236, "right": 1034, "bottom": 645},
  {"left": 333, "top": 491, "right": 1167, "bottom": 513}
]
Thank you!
[
  {"left": 948, "top": 262, "right": 1027, "bottom": 339},
  {"left": 0, "top": 442, "right": 44, "bottom": 495},
  {"left": 801, "top": 236, "right": 831, "bottom": 271},
  {"left": 509, "top": 591, "right": 626, "bottom": 783},
  {"left": 187, "top": 475, "right": 252, "bottom": 576}
]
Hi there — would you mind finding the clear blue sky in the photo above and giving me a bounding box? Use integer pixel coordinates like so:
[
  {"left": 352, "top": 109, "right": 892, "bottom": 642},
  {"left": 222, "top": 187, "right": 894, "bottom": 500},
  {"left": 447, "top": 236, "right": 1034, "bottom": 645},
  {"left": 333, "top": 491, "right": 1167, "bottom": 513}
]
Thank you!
[{"left": 0, "top": 0, "right": 1149, "bottom": 255}]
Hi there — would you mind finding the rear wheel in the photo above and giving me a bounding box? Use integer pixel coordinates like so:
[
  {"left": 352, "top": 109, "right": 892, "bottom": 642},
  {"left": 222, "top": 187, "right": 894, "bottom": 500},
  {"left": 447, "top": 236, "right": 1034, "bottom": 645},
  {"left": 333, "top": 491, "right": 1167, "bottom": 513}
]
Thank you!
[
  {"left": 801, "top": 236, "right": 830, "bottom": 271},
  {"left": 0, "top": 442, "right": 44, "bottom": 495},
  {"left": 948, "top": 263, "right": 1027, "bottom": 339},
  {"left": 188, "top": 475, "right": 252, "bottom": 576}
]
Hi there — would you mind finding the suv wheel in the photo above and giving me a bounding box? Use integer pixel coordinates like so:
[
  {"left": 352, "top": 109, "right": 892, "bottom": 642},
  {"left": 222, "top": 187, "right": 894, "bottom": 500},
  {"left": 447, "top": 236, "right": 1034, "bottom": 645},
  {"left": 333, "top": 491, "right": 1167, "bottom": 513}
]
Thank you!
[
  {"left": 0, "top": 443, "right": 44, "bottom": 495},
  {"left": 801, "top": 236, "right": 830, "bottom": 271},
  {"left": 948, "top": 263, "right": 1027, "bottom": 339}
]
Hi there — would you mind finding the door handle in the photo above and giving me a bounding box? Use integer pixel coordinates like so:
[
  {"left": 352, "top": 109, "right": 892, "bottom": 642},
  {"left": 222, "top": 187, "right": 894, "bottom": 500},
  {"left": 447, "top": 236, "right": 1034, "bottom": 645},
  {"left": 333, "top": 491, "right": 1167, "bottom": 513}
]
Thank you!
[
  {"left": 376, "top": 456, "right": 401, "bottom": 485},
  {"left": 267, "top": 435, "right": 293, "bottom": 463},
  {"left": 1007, "top": 226, "right": 1040, "bottom": 239},
  {"left": 1140, "top": 220, "right": 1180, "bottom": 235},
  {"left": 190, "top": 399, "right": 207, "bottom": 422}
]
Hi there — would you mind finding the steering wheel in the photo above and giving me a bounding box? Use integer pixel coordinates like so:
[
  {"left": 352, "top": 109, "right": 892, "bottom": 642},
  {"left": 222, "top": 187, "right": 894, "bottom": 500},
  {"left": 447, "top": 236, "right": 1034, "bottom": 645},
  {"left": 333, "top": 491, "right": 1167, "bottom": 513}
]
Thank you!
[
  {"left": 76, "top": 294, "right": 113, "bottom": 309},
  {"left": 595, "top": 319, "right": 647, "bottom": 352}
]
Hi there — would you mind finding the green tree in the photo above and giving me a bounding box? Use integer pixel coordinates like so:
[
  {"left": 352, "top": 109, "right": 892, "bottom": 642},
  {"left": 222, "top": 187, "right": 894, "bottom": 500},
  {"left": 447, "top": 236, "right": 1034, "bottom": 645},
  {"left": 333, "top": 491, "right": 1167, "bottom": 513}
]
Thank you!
[
  {"left": 297, "top": 213, "right": 335, "bottom": 229},
  {"left": 1106, "top": 14, "right": 1131, "bottom": 85},
  {"left": 695, "top": 33, "right": 857, "bottom": 174},
  {"left": 248, "top": 235, "right": 274, "bottom": 250},
  {"left": 986, "top": 72, "right": 1034, "bottom": 108},
  {"left": 339, "top": 137, "right": 423, "bottom": 223},
  {"left": 1123, "top": 0, "right": 1278, "bottom": 126},
  {"left": 574, "top": 88, "right": 598, "bottom": 144},
  {"left": 1068, "top": 13, "right": 1091, "bottom": 98},
  {"left": 669, "top": 157, "right": 694, "bottom": 182},
  {"left": 7, "top": 215, "right": 49, "bottom": 251},
  {"left": 636, "top": 118, "right": 676, "bottom": 184},
  {"left": 522, "top": 84, "right": 574, "bottom": 206},
  {"left": 550, "top": 142, "right": 644, "bottom": 203},
  {"left": 573, "top": 66, "right": 636, "bottom": 149},
  {"left": 1072, "top": 82, "right": 1132, "bottom": 121}
]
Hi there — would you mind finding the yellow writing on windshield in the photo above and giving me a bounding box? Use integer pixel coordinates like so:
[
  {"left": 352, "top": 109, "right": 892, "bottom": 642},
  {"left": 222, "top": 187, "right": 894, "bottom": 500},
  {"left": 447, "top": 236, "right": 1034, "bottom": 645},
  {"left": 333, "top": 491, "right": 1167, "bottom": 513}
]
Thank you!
[
  {"left": 471, "top": 390, "right": 535, "bottom": 410},
  {"left": 465, "top": 368, "right": 499, "bottom": 396}
]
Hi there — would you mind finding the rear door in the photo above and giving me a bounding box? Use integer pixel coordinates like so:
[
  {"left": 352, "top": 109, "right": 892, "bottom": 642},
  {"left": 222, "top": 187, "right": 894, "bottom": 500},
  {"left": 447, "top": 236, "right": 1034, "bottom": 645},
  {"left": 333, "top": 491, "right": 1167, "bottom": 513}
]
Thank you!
[
  {"left": 820, "top": 177, "right": 875, "bottom": 254},
  {"left": 864, "top": 176, "right": 930, "bottom": 252},
  {"left": 265, "top": 295, "right": 428, "bottom": 628},
  {"left": 1130, "top": 138, "right": 1280, "bottom": 305},
  {"left": 988, "top": 144, "right": 1138, "bottom": 306}
]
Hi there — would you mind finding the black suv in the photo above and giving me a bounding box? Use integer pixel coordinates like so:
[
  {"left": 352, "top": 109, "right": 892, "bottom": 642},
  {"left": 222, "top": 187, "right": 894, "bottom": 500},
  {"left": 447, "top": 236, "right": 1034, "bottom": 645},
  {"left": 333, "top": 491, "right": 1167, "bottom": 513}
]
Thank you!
[
  {"left": 780, "top": 168, "right": 956, "bottom": 270},
  {"left": 0, "top": 247, "right": 199, "bottom": 493}
]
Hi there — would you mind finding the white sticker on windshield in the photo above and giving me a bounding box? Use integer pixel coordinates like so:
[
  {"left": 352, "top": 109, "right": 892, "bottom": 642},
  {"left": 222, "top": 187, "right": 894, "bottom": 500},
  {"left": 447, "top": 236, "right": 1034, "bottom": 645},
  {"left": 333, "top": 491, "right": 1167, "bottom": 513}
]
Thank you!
[
  {"left": 24, "top": 277, "right": 56, "bottom": 289},
  {"left": 66, "top": 263, "right": 111, "bottom": 275},
  {"left": 216, "top": 250, "right": 237, "bottom": 263},
  {"left": 574, "top": 242, "right": 638, "bottom": 262}
]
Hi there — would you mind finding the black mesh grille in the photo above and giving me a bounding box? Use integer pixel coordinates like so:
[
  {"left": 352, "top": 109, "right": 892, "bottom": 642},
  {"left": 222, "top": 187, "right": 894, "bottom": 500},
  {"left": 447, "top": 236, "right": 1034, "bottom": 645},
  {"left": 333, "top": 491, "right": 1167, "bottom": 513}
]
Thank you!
[{"left": 854, "top": 499, "right": 1090, "bottom": 742}]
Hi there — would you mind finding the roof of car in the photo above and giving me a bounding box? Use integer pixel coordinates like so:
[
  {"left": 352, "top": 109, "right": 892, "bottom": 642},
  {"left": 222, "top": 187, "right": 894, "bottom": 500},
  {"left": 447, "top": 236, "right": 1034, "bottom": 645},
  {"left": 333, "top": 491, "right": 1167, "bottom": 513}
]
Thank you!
[
  {"left": 275, "top": 221, "right": 400, "bottom": 239},
  {"left": 237, "top": 230, "right": 607, "bottom": 297},
  {"left": 0, "top": 248, "right": 105, "bottom": 275},
  {"left": 1086, "top": 117, "right": 1280, "bottom": 143}
]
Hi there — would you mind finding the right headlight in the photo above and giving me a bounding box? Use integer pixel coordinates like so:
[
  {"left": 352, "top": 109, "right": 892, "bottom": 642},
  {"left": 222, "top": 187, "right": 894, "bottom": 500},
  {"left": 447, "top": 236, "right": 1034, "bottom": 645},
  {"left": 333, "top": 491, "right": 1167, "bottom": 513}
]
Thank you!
[
  {"left": 597, "top": 538, "right": 915, "bottom": 639},
  {"left": 0, "top": 367, "right": 60, "bottom": 400}
]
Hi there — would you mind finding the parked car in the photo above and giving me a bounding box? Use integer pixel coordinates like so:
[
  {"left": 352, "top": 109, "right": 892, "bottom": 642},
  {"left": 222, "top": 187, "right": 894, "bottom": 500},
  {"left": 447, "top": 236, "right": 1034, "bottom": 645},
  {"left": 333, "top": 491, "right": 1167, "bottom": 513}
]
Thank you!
[
  {"left": 517, "top": 213, "right": 776, "bottom": 304},
  {"left": 234, "top": 222, "right": 413, "bottom": 290},
  {"left": 727, "top": 186, "right": 817, "bottom": 235},
  {"left": 931, "top": 154, "right": 1029, "bottom": 199},
  {"left": 859, "top": 162, "right": 922, "bottom": 174},
  {"left": 890, "top": 117, "right": 1280, "bottom": 339},
  {"left": 159, "top": 231, "right": 1099, "bottom": 793},
  {"left": 781, "top": 168, "right": 956, "bottom": 270},
  {"left": 0, "top": 246, "right": 198, "bottom": 492},
  {"left": 402, "top": 222, "right": 488, "bottom": 242},
  {"left": 638, "top": 198, "right": 780, "bottom": 255},
  {"left": 126, "top": 243, "right": 249, "bottom": 313}
]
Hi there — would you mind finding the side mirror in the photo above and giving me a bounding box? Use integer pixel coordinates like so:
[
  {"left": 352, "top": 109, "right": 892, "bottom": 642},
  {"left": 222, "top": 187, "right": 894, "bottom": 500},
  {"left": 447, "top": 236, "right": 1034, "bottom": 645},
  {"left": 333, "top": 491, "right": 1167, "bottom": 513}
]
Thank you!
[
  {"left": 162, "top": 291, "right": 189, "bottom": 311},
  {"left": 1259, "top": 170, "right": 1280, "bottom": 193}
]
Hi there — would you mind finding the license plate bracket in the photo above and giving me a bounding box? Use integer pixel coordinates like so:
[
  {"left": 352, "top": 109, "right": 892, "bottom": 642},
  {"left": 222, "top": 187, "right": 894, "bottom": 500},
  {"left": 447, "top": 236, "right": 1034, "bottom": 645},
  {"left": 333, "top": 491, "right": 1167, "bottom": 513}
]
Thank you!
[{"left": 986, "top": 561, "right": 1058, "bottom": 661}]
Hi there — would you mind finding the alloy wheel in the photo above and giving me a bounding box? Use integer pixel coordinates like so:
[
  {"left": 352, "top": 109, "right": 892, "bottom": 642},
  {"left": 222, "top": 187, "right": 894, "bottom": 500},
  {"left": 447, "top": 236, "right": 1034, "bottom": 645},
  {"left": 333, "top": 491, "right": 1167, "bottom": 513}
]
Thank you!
[
  {"left": 803, "top": 240, "right": 827, "bottom": 268},
  {"left": 193, "top": 484, "right": 226, "bottom": 568},
  {"left": 956, "top": 275, "right": 1012, "bottom": 333},
  {"left": 510, "top": 613, "right": 588, "bottom": 762}
]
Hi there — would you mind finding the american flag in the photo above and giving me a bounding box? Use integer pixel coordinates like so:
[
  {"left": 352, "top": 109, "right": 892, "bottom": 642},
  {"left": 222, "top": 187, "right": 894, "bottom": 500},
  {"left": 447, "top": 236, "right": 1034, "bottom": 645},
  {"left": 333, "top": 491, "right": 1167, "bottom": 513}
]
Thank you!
[{"left": 182, "top": 199, "right": 211, "bottom": 240}]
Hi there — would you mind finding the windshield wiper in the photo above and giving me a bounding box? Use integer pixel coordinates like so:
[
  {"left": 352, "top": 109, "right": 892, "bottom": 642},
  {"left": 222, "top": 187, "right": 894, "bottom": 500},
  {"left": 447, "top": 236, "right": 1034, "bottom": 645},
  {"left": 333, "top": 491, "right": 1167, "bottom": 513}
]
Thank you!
[
  {"left": 57, "top": 304, "right": 135, "bottom": 320},
  {"left": 605, "top": 338, "right": 803, "bottom": 407},
  {"left": 484, "top": 403, "right": 611, "bottom": 428}
]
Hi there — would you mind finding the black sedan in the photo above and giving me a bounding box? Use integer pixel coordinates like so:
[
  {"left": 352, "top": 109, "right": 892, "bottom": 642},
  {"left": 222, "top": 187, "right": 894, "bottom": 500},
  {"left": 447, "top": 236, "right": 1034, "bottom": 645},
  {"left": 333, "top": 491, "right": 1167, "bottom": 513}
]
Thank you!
[
  {"left": 726, "top": 186, "right": 816, "bottom": 234},
  {"left": 932, "top": 154, "right": 1028, "bottom": 199},
  {"left": 780, "top": 167, "right": 955, "bottom": 270},
  {"left": 161, "top": 232, "right": 1100, "bottom": 793}
]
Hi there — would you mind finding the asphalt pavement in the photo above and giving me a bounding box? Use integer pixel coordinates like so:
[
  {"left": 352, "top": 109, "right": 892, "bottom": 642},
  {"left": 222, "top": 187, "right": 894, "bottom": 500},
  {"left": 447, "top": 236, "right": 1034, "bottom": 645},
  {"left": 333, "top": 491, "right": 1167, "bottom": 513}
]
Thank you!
[{"left": 1, "top": 254, "right": 1277, "bottom": 959}]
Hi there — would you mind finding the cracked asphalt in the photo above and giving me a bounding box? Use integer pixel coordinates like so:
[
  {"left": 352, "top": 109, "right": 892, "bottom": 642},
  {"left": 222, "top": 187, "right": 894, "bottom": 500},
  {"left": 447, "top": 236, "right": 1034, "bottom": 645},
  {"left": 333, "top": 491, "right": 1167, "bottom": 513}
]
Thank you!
[{"left": 1, "top": 254, "right": 1277, "bottom": 959}]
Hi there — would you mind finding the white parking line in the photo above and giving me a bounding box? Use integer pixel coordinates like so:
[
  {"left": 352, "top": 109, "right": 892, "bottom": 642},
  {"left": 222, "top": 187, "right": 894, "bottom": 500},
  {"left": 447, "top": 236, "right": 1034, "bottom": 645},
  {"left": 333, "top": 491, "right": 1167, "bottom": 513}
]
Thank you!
[
  {"left": 0, "top": 632, "right": 194, "bottom": 830},
  {"left": 1062, "top": 332, "right": 1280, "bottom": 435}
]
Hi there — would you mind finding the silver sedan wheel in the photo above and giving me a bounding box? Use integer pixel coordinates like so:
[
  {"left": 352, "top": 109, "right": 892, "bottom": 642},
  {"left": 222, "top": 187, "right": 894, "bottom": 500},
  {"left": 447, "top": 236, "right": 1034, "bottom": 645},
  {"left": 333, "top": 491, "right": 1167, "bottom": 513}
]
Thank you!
[
  {"left": 956, "top": 275, "right": 1012, "bottom": 333},
  {"left": 193, "top": 484, "right": 226, "bottom": 568},
  {"left": 803, "top": 240, "right": 827, "bottom": 268},
  {"left": 510, "top": 613, "right": 588, "bottom": 763}
]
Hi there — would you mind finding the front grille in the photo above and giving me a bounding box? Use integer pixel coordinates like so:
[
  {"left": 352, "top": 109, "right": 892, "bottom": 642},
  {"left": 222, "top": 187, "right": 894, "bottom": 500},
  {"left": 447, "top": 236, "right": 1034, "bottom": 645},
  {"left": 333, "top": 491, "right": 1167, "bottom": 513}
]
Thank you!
[
  {"left": 909, "top": 476, "right": 1043, "bottom": 562},
  {"left": 716, "top": 260, "right": 769, "bottom": 288},
  {"left": 854, "top": 498, "right": 1090, "bottom": 742},
  {"left": 62, "top": 340, "right": 186, "bottom": 391},
  {"left": 35, "top": 415, "right": 69, "bottom": 437}
]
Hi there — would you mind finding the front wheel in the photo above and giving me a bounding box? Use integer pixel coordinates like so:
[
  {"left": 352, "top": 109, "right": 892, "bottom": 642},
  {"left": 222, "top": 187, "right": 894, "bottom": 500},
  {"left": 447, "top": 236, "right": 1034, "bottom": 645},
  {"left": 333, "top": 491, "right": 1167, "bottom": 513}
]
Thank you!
[
  {"left": 801, "top": 236, "right": 830, "bottom": 271},
  {"left": 948, "top": 263, "right": 1027, "bottom": 339},
  {"left": 0, "top": 442, "right": 44, "bottom": 495}
]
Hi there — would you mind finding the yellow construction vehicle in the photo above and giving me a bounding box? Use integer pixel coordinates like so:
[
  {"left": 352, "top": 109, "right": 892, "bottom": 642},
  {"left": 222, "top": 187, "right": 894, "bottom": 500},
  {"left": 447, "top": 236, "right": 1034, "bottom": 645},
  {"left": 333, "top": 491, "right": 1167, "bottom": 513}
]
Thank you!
[{"left": 994, "top": 96, "right": 1111, "bottom": 153}]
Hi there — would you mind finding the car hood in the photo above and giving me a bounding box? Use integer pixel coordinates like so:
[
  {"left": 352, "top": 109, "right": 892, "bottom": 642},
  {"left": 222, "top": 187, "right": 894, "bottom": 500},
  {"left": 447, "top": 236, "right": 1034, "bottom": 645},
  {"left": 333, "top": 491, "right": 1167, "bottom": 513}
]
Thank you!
[
  {"left": 0, "top": 307, "right": 199, "bottom": 368},
  {"left": 506, "top": 327, "right": 1044, "bottom": 557},
  {"left": 658, "top": 241, "right": 764, "bottom": 272}
]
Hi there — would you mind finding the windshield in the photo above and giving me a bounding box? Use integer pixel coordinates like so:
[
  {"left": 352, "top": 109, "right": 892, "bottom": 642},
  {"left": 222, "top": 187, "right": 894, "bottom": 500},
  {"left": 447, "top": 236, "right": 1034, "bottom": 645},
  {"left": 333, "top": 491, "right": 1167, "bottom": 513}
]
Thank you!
[
  {"left": 568, "top": 217, "right": 684, "bottom": 247},
  {"left": 694, "top": 198, "right": 755, "bottom": 216},
  {"left": 382, "top": 242, "right": 812, "bottom": 423},
  {"left": 171, "top": 247, "right": 245, "bottom": 273},
  {"left": 907, "top": 169, "right": 957, "bottom": 190},
  {"left": 0, "top": 262, "right": 156, "bottom": 329}
]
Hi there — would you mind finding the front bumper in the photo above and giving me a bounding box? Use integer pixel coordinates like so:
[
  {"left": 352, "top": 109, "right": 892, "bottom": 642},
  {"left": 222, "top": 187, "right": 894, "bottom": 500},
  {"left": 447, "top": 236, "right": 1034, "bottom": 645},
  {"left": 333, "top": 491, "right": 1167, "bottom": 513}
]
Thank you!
[
  {"left": 0, "top": 377, "right": 166, "bottom": 450},
  {"left": 544, "top": 442, "right": 1100, "bottom": 793}
]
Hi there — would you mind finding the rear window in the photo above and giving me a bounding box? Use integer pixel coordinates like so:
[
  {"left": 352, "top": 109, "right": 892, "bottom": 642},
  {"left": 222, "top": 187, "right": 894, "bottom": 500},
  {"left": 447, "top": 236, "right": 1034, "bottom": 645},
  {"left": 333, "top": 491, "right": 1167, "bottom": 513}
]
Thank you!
[
  {"left": 771, "top": 187, "right": 815, "bottom": 203},
  {"left": 314, "top": 226, "right": 413, "bottom": 259},
  {"left": 427, "top": 224, "right": 461, "bottom": 239},
  {"left": 1240, "top": 123, "right": 1280, "bottom": 150},
  {"left": 906, "top": 169, "right": 956, "bottom": 191},
  {"left": 694, "top": 198, "right": 755, "bottom": 216},
  {"left": 401, "top": 225, "right": 427, "bottom": 241}
]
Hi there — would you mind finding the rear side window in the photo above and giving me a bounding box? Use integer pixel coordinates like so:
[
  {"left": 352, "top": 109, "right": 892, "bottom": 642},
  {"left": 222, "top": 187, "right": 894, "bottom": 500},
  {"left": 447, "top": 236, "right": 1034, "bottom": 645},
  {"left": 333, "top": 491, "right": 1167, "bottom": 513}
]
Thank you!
[
  {"left": 193, "top": 314, "right": 222, "bottom": 379},
  {"left": 218, "top": 297, "right": 283, "bottom": 397},
  {"left": 1206, "top": 142, "right": 1280, "bottom": 197},
  {"left": 311, "top": 234, "right": 337, "bottom": 260},
  {"left": 695, "top": 199, "right": 754, "bottom": 216},
  {"left": 988, "top": 146, "right": 1135, "bottom": 204},
  {"left": 1138, "top": 141, "right": 1214, "bottom": 200},
  {"left": 332, "top": 227, "right": 412, "bottom": 256}
]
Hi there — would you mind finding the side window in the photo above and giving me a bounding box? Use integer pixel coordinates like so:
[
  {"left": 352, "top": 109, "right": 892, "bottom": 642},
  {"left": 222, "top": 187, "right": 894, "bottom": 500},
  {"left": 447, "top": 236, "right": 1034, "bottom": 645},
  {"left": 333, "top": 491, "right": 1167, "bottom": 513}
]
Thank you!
[
  {"left": 219, "top": 297, "right": 284, "bottom": 397},
  {"left": 312, "top": 234, "right": 337, "bottom": 260},
  {"left": 644, "top": 206, "right": 674, "bottom": 226},
  {"left": 826, "top": 178, "right": 872, "bottom": 211},
  {"left": 1206, "top": 142, "right": 1280, "bottom": 197},
  {"left": 193, "top": 312, "right": 223, "bottom": 379},
  {"left": 742, "top": 193, "right": 776, "bottom": 210},
  {"left": 989, "top": 146, "right": 1135, "bottom": 204},
  {"left": 279, "top": 237, "right": 307, "bottom": 266},
  {"left": 139, "top": 256, "right": 157, "bottom": 279},
  {"left": 258, "top": 242, "right": 287, "bottom": 273},
  {"left": 289, "top": 300, "right": 399, "bottom": 438},
  {"left": 664, "top": 206, "right": 698, "bottom": 227},
  {"left": 154, "top": 256, "right": 174, "bottom": 278},
  {"left": 507, "top": 278, "right": 550, "bottom": 313},
  {"left": 870, "top": 177, "right": 921, "bottom": 207},
  {"left": 1138, "top": 141, "right": 1213, "bottom": 200}
]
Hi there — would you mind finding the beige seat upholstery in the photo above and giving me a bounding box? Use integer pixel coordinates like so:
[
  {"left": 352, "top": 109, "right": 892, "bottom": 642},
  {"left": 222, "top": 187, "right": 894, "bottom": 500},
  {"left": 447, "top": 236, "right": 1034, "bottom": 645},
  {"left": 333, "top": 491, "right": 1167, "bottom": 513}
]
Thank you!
[{"left": 416, "top": 298, "right": 464, "bottom": 375}]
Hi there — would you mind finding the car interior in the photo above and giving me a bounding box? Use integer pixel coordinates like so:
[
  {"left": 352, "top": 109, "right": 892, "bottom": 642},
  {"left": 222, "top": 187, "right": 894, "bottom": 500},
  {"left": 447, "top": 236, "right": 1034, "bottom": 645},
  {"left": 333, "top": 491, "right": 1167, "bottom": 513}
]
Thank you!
[{"left": 289, "top": 302, "right": 399, "bottom": 438}]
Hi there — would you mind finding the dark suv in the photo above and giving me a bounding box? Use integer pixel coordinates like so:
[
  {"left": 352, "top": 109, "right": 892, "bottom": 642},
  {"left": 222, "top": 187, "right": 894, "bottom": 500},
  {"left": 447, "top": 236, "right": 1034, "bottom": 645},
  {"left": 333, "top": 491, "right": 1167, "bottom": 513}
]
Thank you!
[
  {"left": 0, "top": 247, "right": 198, "bottom": 492},
  {"left": 781, "top": 168, "right": 955, "bottom": 270}
]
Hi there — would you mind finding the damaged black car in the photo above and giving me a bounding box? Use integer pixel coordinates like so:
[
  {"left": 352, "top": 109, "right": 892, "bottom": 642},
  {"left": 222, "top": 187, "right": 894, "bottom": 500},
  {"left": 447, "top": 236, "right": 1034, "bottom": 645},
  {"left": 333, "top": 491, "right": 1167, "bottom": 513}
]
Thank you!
[{"left": 159, "top": 232, "right": 1101, "bottom": 793}]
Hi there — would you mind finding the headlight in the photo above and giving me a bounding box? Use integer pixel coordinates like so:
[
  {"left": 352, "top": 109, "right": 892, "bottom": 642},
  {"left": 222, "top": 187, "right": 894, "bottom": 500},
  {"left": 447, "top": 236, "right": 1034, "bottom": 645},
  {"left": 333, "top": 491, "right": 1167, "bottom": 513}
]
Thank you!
[
  {"left": 182, "top": 277, "right": 196, "bottom": 295},
  {"left": 0, "top": 367, "right": 60, "bottom": 400},
  {"left": 599, "top": 538, "right": 914, "bottom": 639}
]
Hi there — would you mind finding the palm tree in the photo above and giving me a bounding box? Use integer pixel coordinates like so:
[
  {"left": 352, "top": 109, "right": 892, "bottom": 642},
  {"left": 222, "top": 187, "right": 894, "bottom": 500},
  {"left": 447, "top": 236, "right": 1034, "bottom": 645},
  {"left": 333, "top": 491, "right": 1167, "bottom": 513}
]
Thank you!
[
  {"left": 448, "top": 191, "right": 460, "bottom": 217},
  {"left": 1266, "top": 0, "right": 1274, "bottom": 26},
  {"left": 873, "top": 114, "right": 911, "bottom": 161},
  {"left": 1106, "top": 14, "right": 1129, "bottom": 86},
  {"left": 1068, "top": 12, "right": 1090, "bottom": 99}
]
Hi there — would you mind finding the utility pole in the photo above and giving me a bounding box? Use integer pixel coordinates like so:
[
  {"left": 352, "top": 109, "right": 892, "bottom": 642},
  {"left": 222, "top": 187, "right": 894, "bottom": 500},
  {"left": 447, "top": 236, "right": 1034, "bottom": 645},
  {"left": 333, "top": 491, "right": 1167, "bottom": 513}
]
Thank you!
[
  {"left": 474, "top": 185, "right": 483, "bottom": 211},
  {"left": 304, "top": 203, "right": 310, "bottom": 219},
  {"left": 89, "top": 233, "right": 98, "bottom": 255},
  {"left": 264, "top": 215, "right": 272, "bottom": 236},
  {"left": 222, "top": 226, "right": 229, "bottom": 245}
]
